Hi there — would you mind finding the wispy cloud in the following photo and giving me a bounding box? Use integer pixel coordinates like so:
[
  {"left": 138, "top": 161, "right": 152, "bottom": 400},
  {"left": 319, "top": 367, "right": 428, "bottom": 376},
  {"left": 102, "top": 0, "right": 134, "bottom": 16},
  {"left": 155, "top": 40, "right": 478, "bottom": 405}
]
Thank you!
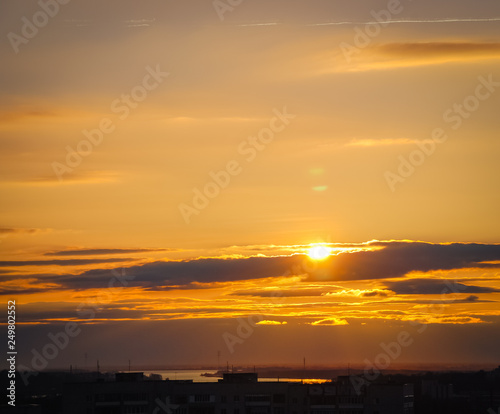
[
  {"left": 0, "top": 258, "right": 131, "bottom": 267},
  {"left": 237, "top": 23, "right": 279, "bottom": 27},
  {"left": 63, "top": 18, "right": 156, "bottom": 29},
  {"left": 257, "top": 320, "right": 287, "bottom": 325},
  {"left": 0, "top": 228, "right": 45, "bottom": 235},
  {"left": 325, "top": 289, "right": 391, "bottom": 298},
  {"left": 123, "top": 19, "right": 156, "bottom": 28},
  {"left": 311, "top": 318, "right": 349, "bottom": 326},
  {"left": 45, "top": 248, "right": 173, "bottom": 257},
  {"left": 231, "top": 287, "right": 329, "bottom": 297},
  {"left": 376, "top": 41, "right": 500, "bottom": 56},
  {"left": 345, "top": 138, "right": 428, "bottom": 147},
  {"left": 384, "top": 279, "right": 500, "bottom": 295},
  {"left": 310, "top": 17, "right": 500, "bottom": 26},
  {"left": 339, "top": 41, "right": 500, "bottom": 72},
  {"left": 23, "top": 171, "right": 120, "bottom": 186}
]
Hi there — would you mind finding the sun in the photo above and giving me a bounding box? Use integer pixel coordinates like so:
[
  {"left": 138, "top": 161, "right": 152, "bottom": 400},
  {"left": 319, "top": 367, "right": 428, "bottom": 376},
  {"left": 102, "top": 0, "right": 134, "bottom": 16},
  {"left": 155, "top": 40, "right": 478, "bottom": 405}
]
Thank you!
[{"left": 307, "top": 244, "right": 332, "bottom": 260}]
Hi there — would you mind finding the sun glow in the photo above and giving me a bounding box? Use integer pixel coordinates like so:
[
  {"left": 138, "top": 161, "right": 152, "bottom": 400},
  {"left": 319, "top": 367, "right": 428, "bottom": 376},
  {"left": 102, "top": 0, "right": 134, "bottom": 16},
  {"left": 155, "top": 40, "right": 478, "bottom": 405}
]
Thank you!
[{"left": 307, "top": 245, "right": 332, "bottom": 260}]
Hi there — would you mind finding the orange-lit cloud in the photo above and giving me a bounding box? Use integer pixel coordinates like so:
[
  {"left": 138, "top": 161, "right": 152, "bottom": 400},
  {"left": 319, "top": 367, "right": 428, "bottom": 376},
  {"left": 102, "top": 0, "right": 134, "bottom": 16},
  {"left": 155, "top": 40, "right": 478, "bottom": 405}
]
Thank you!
[
  {"left": 345, "top": 138, "right": 431, "bottom": 147},
  {"left": 311, "top": 318, "right": 349, "bottom": 326},
  {"left": 257, "top": 320, "right": 288, "bottom": 325},
  {"left": 335, "top": 41, "right": 500, "bottom": 72}
]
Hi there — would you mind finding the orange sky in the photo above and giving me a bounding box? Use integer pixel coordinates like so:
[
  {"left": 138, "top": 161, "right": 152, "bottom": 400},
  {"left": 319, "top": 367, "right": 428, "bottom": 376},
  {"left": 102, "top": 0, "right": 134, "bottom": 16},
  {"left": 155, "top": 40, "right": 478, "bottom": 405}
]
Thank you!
[{"left": 1, "top": 0, "right": 500, "bottom": 370}]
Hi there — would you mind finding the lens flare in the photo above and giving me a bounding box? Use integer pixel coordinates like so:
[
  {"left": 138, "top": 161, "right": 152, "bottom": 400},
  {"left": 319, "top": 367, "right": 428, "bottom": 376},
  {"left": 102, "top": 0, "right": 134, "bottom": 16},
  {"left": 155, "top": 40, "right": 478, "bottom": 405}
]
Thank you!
[{"left": 307, "top": 245, "right": 331, "bottom": 260}]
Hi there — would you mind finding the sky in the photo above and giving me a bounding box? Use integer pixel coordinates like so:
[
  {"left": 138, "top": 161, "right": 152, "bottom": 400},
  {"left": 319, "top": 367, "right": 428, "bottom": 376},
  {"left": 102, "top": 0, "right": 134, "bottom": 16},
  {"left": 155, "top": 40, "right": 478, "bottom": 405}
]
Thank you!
[{"left": 1, "top": 0, "right": 500, "bottom": 372}]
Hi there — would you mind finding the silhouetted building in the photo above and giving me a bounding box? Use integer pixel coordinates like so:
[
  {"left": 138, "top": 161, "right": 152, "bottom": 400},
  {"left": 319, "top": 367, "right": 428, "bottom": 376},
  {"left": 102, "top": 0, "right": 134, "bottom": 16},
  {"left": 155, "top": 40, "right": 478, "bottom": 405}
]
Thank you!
[
  {"left": 421, "top": 380, "right": 453, "bottom": 401},
  {"left": 222, "top": 373, "right": 258, "bottom": 384},
  {"left": 365, "top": 383, "right": 414, "bottom": 414},
  {"left": 62, "top": 373, "right": 413, "bottom": 414},
  {"left": 116, "top": 372, "right": 145, "bottom": 383},
  {"left": 63, "top": 372, "right": 308, "bottom": 414}
]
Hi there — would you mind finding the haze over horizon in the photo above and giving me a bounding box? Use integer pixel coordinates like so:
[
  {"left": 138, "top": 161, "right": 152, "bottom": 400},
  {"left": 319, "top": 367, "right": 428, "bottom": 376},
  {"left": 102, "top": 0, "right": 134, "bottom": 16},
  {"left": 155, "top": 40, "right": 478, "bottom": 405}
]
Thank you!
[{"left": 1, "top": 0, "right": 499, "bottom": 372}]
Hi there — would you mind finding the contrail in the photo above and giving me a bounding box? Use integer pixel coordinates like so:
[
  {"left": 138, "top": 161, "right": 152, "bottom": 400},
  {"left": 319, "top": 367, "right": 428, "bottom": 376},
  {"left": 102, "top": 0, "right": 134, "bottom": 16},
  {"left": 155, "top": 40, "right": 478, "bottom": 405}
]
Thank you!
[
  {"left": 234, "top": 17, "right": 500, "bottom": 28},
  {"left": 237, "top": 23, "right": 279, "bottom": 27},
  {"left": 307, "top": 17, "right": 500, "bottom": 26}
]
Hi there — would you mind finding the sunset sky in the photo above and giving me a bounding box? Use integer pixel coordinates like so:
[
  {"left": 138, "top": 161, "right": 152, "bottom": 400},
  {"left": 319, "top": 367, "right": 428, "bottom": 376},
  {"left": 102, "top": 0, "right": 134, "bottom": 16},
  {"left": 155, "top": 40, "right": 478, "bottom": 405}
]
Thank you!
[{"left": 1, "top": 0, "right": 500, "bottom": 371}]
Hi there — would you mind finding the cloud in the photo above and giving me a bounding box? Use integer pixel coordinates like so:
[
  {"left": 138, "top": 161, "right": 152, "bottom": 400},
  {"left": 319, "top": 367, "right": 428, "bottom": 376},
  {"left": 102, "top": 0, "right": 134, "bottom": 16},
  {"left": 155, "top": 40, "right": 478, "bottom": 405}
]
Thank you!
[
  {"left": 0, "top": 287, "right": 49, "bottom": 296},
  {"left": 256, "top": 320, "right": 287, "bottom": 325},
  {"left": 40, "top": 256, "right": 301, "bottom": 292},
  {"left": 0, "top": 107, "right": 60, "bottom": 123},
  {"left": 339, "top": 41, "right": 500, "bottom": 72},
  {"left": 361, "top": 290, "right": 389, "bottom": 297},
  {"left": 0, "top": 228, "right": 46, "bottom": 235},
  {"left": 306, "top": 241, "right": 500, "bottom": 281},
  {"left": 345, "top": 138, "right": 427, "bottom": 147},
  {"left": 311, "top": 17, "right": 500, "bottom": 27},
  {"left": 231, "top": 287, "right": 328, "bottom": 297},
  {"left": 0, "top": 258, "right": 131, "bottom": 267},
  {"left": 23, "top": 170, "right": 120, "bottom": 185},
  {"left": 325, "top": 289, "right": 391, "bottom": 298},
  {"left": 384, "top": 279, "right": 500, "bottom": 295},
  {"left": 45, "top": 248, "right": 172, "bottom": 256},
  {"left": 375, "top": 41, "right": 500, "bottom": 59},
  {"left": 384, "top": 296, "right": 495, "bottom": 305},
  {"left": 311, "top": 318, "right": 349, "bottom": 326},
  {"left": 6, "top": 241, "right": 500, "bottom": 294}
]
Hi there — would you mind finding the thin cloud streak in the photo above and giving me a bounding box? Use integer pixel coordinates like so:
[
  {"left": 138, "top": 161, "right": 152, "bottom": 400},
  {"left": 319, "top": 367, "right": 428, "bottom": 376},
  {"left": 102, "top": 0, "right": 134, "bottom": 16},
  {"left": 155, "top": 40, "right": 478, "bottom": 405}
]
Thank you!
[
  {"left": 0, "top": 258, "right": 132, "bottom": 267},
  {"left": 345, "top": 138, "right": 428, "bottom": 147},
  {"left": 45, "top": 248, "right": 172, "bottom": 256},
  {"left": 333, "top": 41, "right": 500, "bottom": 72},
  {"left": 309, "top": 17, "right": 500, "bottom": 26},
  {"left": 384, "top": 279, "right": 500, "bottom": 295},
  {"left": 0, "top": 228, "right": 48, "bottom": 235}
]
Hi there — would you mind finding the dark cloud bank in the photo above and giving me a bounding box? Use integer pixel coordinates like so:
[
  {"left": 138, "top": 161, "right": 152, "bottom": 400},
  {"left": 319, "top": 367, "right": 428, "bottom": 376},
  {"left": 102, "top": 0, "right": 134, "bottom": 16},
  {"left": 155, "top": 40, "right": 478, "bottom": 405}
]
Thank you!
[{"left": 2, "top": 241, "right": 499, "bottom": 295}]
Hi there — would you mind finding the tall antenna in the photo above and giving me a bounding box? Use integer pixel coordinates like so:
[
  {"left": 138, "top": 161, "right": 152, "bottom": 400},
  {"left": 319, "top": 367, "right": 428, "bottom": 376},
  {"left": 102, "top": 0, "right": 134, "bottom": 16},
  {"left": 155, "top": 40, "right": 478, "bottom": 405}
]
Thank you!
[
  {"left": 302, "top": 357, "right": 306, "bottom": 384},
  {"left": 217, "top": 350, "right": 221, "bottom": 371}
]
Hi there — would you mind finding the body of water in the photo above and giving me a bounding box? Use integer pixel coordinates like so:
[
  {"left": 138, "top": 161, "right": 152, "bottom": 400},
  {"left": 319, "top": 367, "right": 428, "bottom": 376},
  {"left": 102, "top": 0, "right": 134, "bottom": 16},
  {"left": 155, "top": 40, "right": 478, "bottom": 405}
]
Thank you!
[
  {"left": 143, "top": 370, "right": 220, "bottom": 382},
  {"left": 142, "top": 370, "right": 327, "bottom": 383}
]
